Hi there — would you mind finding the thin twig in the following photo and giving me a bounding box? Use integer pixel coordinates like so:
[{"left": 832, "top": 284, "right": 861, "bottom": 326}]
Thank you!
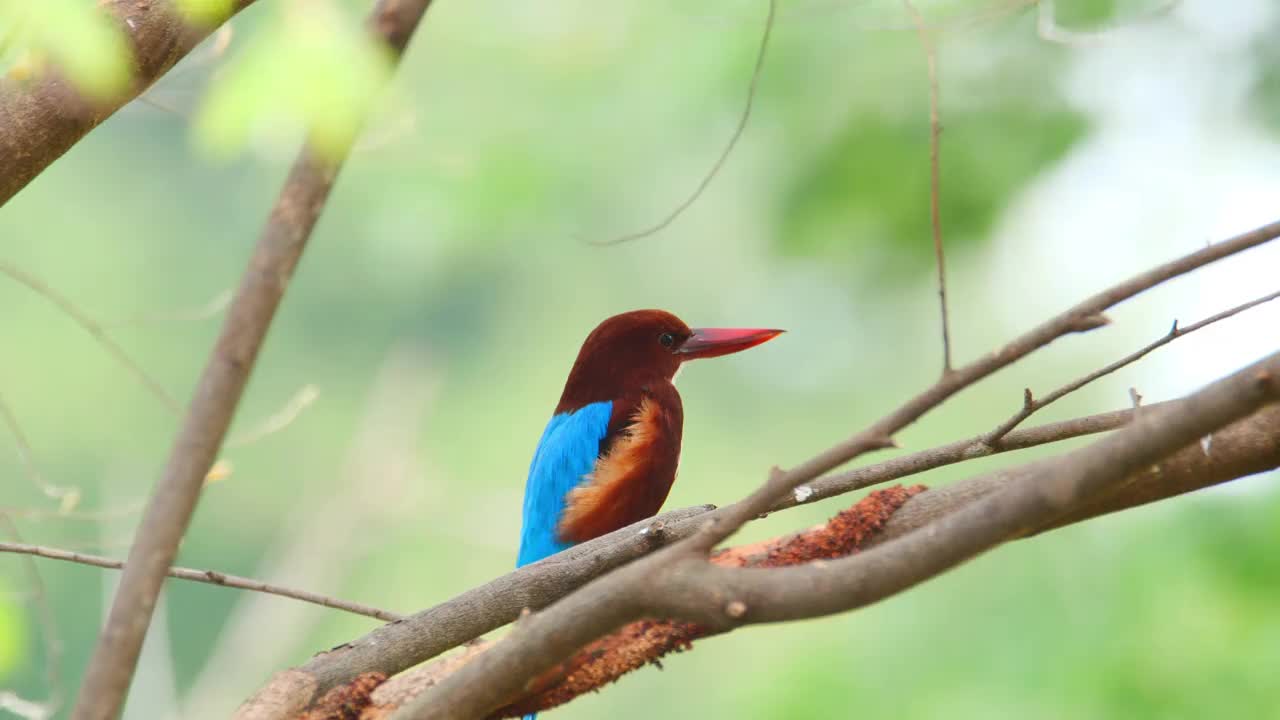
[
  {"left": 983, "top": 288, "right": 1280, "bottom": 445},
  {"left": 0, "top": 262, "right": 181, "bottom": 414},
  {"left": 773, "top": 400, "right": 1169, "bottom": 511},
  {"left": 0, "top": 392, "right": 79, "bottom": 509},
  {"left": 226, "top": 384, "right": 320, "bottom": 448},
  {"left": 0, "top": 541, "right": 403, "bottom": 622},
  {"left": 902, "top": 0, "right": 952, "bottom": 375},
  {"left": 590, "top": 0, "right": 776, "bottom": 246},
  {"left": 70, "top": 4, "right": 437, "bottom": 718},
  {"left": 684, "top": 220, "right": 1280, "bottom": 556}
]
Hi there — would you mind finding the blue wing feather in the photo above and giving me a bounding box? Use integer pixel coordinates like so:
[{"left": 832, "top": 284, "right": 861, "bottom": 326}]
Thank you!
[{"left": 517, "top": 401, "right": 613, "bottom": 567}]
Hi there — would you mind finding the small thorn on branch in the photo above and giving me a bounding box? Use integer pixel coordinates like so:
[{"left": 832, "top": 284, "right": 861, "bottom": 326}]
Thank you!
[
  {"left": 1068, "top": 313, "right": 1111, "bottom": 333},
  {"left": 870, "top": 436, "right": 900, "bottom": 450},
  {"left": 1129, "top": 387, "right": 1144, "bottom": 408},
  {"left": 1021, "top": 388, "right": 1035, "bottom": 410}
]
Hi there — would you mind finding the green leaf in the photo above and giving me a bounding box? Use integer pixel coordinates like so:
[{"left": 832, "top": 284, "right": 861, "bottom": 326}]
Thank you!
[
  {"left": 194, "top": 3, "right": 391, "bottom": 160},
  {"left": 0, "top": 0, "right": 130, "bottom": 97}
]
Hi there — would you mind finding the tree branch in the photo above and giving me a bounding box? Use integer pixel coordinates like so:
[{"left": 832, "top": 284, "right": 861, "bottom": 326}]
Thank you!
[
  {"left": 395, "top": 350, "right": 1280, "bottom": 719},
  {"left": 983, "top": 287, "right": 1280, "bottom": 444},
  {"left": 0, "top": 541, "right": 404, "bottom": 622},
  {"left": 0, "top": 0, "right": 258, "bottom": 206},
  {"left": 684, "top": 219, "right": 1280, "bottom": 555},
  {"left": 230, "top": 398, "right": 1244, "bottom": 719},
  {"left": 70, "top": 2, "right": 436, "bottom": 717}
]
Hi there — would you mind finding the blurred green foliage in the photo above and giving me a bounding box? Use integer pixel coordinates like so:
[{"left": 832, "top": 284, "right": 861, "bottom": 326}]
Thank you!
[
  {"left": 194, "top": 3, "right": 391, "bottom": 159},
  {"left": 0, "top": 1, "right": 1278, "bottom": 719},
  {"left": 0, "top": 591, "right": 19, "bottom": 677},
  {"left": 778, "top": 104, "right": 1086, "bottom": 278},
  {"left": 0, "top": 0, "right": 129, "bottom": 96}
]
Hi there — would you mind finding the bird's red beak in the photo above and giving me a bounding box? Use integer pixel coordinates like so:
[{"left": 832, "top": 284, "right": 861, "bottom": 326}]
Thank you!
[{"left": 677, "top": 327, "right": 784, "bottom": 360}]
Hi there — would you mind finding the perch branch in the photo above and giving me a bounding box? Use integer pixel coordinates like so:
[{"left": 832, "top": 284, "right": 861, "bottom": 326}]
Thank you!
[
  {"left": 233, "top": 395, "right": 1256, "bottom": 718},
  {"left": 394, "top": 350, "right": 1280, "bottom": 719},
  {"left": 70, "top": 2, "right": 436, "bottom": 718},
  {"left": 0, "top": 0, "right": 259, "bottom": 206},
  {"left": 983, "top": 287, "right": 1280, "bottom": 444},
  {"left": 0, "top": 541, "right": 404, "bottom": 621}
]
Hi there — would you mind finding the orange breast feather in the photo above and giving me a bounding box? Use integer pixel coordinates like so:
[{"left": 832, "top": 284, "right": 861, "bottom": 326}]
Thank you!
[{"left": 558, "top": 397, "right": 669, "bottom": 543}]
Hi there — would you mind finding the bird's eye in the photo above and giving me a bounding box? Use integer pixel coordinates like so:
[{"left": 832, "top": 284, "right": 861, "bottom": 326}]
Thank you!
[{"left": 659, "top": 332, "right": 676, "bottom": 348}]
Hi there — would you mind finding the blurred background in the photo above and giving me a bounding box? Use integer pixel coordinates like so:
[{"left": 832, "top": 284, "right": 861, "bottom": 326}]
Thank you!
[{"left": 2, "top": 0, "right": 1279, "bottom": 718}]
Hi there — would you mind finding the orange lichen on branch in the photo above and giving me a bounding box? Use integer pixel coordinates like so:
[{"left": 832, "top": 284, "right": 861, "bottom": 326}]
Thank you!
[
  {"left": 297, "top": 672, "right": 387, "bottom": 720},
  {"left": 492, "top": 484, "right": 926, "bottom": 718}
]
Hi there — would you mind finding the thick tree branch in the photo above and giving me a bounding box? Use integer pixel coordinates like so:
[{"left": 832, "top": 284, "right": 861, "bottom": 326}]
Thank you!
[
  {"left": 396, "top": 350, "right": 1280, "bottom": 719},
  {"left": 71, "top": 2, "right": 436, "bottom": 718},
  {"left": 0, "top": 542, "right": 403, "bottom": 622},
  {"left": 355, "top": 402, "right": 1280, "bottom": 719},
  {"left": 231, "top": 398, "right": 1233, "bottom": 719},
  {"left": 0, "top": 0, "right": 258, "bottom": 206}
]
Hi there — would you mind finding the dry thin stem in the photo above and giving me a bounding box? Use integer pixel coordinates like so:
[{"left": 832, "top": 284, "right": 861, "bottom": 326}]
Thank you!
[
  {"left": 0, "top": 261, "right": 181, "bottom": 414},
  {"left": 70, "top": 3, "right": 436, "bottom": 717},
  {"left": 0, "top": 392, "right": 79, "bottom": 509},
  {"left": 902, "top": 0, "right": 952, "bottom": 374},
  {"left": 590, "top": 0, "right": 776, "bottom": 246},
  {"left": 226, "top": 384, "right": 321, "bottom": 448},
  {"left": 983, "top": 288, "right": 1280, "bottom": 445},
  {"left": 0, "top": 541, "right": 403, "bottom": 622}
]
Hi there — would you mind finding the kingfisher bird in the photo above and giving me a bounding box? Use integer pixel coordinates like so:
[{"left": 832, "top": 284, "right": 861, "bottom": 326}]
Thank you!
[{"left": 516, "top": 310, "right": 783, "bottom": 568}]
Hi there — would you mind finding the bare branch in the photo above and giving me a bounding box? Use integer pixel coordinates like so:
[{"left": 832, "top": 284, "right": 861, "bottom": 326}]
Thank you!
[
  {"left": 902, "top": 0, "right": 952, "bottom": 375},
  {"left": 983, "top": 288, "right": 1280, "bottom": 445},
  {"left": 0, "top": 541, "right": 403, "bottom": 622},
  {"left": 233, "top": 387, "right": 1267, "bottom": 718},
  {"left": 232, "top": 506, "right": 717, "bottom": 720},
  {"left": 396, "top": 351, "right": 1280, "bottom": 719},
  {"left": 70, "top": 3, "right": 437, "bottom": 717},
  {"left": 687, "top": 219, "right": 1280, "bottom": 553},
  {"left": 590, "top": 0, "right": 775, "bottom": 246},
  {"left": 493, "top": 486, "right": 924, "bottom": 717},
  {"left": 0, "top": 1, "right": 258, "bottom": 206},
  {"left": 771, "top": 400, "right": 1167, "bottom": 512}
]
